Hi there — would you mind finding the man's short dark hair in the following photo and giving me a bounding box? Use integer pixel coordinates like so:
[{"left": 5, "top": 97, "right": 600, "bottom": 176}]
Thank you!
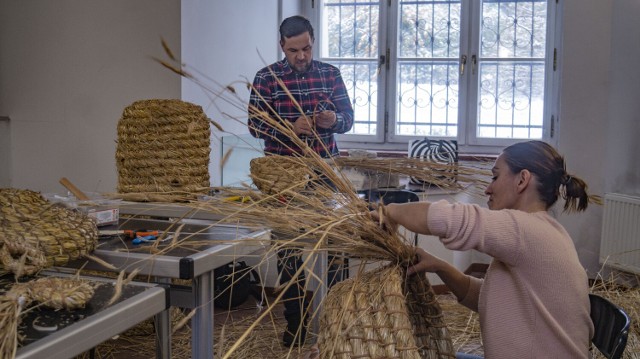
[{"left": 279, "top": 15, "right": 314, "bottom": 42}]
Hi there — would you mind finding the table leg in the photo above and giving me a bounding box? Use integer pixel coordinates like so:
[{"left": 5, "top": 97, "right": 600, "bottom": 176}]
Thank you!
[
  {"left": 192, "top": 271, "right": 214, "bottom": 359},
  {"left": 309, "top": 250, "right": 328, "bottom": 339},
  {"left": 152, "top": 277, "right": 172, "bottom": 359},
  {"left": 155, "top": 308, "right": 171, "bottom": 359}
]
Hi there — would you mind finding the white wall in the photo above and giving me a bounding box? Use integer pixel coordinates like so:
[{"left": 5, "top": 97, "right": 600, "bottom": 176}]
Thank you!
[
  {"left": 605, "top": 0, "right": 640, "bottom": 195},
  {"left": 0, "top": 0, "right": 181, "bottom": 194},
  {"left": 556, "top": 0, "right": 640, "bottom": 277},
  {"left": 181, "top": 1, "right": 281, "bottom": 187}
]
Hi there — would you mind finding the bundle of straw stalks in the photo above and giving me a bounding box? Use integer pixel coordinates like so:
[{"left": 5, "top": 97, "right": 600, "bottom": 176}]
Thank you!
[
  {"left": 147, "top": 44, "right": 504, "bottom": 358},
  {"left": 146, "top": 42, "right": 594, "bottom": 358},
  {"left": 116, "top": 99, "right": 211, "bottom": 202},
  {"left": 0, "top": 188, "right": 98, "bottom": 278}
]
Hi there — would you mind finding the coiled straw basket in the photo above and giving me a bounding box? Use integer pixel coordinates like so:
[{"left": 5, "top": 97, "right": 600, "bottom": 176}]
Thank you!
[
  {"left": 319, "top": 265, "right": 455, "bottom": 359},
  {"left": 0, "top": 188, "right": 98, "bottom": 277},
  {"left": 116, "top": 99, "right": 211, "bottom": 201},
  {"left": 249, "top": 155, "right": 312, "bottom": 196}
]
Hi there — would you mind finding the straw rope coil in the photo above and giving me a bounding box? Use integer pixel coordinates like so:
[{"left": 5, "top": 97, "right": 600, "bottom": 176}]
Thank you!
[
  {"left": 0, "top": 188, "right": 98, "bottom": 277},
  {"left": 318, "top": 265, "right": 455, "bottom": 359},
  {"left": 116, "top": 99, "right": 211, "bottom": 201},
  {"left": 0, "top": 277, "right": 95, "bottom": 358},
  {"left": 249, "top": 155, "right": 312, "bottom": 196}
]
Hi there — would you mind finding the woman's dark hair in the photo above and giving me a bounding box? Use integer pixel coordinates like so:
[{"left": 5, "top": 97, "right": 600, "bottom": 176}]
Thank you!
[
  {"left": 502, "top": 140, "right": 590, "bottom": 212},
  {"left": 279, "top": 15, "right": 314, "bottom": 43}
]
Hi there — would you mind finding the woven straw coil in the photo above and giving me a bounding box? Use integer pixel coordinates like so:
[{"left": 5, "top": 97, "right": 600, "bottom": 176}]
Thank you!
[
  {"left": 10, "top": 277, "right": 95, "bottom": 310},
  {"left": 116, "top": 99, "right": 211, "bottom": 200},
  {"left": 0, "top": 188, "right": 98, "bottom": 277},
  {"left": 319, "top": 265, "right": 455, "bottom": 359},
  {"left": 249, "top": 155, "right": 312, "bottom": 196}
]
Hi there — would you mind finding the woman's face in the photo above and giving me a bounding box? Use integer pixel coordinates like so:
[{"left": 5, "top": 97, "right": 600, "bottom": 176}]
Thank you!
[{"left": 484, "top": 154, "right": 520, "bottom": 210}]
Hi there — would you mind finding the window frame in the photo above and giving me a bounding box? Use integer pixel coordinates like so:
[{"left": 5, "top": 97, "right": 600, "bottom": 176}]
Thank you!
[{"left": 308, "top": 0, "right": 562, "bottom": 155}]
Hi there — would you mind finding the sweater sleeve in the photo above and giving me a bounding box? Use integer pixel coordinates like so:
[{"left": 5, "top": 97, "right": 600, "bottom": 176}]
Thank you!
[{"left": 426, "top": 200, "right": 525, "bottom": 267}]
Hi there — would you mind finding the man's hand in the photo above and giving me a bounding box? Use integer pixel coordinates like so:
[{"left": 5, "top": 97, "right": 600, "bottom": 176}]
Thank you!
[
  {"left": 314, "top": 110, "right": 337, "bottom": 129},
  {"left": 292, "top": 115, "right": 313, "bottom": 136}
]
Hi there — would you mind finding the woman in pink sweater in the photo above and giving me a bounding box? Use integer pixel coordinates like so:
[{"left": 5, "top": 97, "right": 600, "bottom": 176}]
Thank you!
[{"left": 373, "top": 140, "right": 596, "bottom": 358}]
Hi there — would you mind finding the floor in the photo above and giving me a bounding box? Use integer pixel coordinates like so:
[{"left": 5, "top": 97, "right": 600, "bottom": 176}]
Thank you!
[{"left": 73, "top": 291, "right": 482, "bottom": 359}]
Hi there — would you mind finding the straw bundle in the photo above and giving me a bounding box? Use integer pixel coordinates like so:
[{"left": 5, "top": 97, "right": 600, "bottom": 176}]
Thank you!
[
  {"left": 249, "top": 155, "right": 313, "bottom": 196},
  {"left": 319, "top": 265, "right": 454, "bottom": 359},
  {"left": 0, "top": 188, "right": 98, "bottom": 277},
  {"left": 116, "top": 99, "right": 211, "bottom": 201}
]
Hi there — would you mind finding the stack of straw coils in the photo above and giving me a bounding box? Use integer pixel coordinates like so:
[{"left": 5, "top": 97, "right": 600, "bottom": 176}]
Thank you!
[
  {"left": 249, "top": 155, "right": 311, "bottom": 195},
  {"left": 319, "top": 265, "right": 455, "bottom": 358},
  {"left": 116, "top": 99, "right": 210, "bottom": 199},
  {"left": 0, "top": 188, "right": 98, "bottom": 277}
]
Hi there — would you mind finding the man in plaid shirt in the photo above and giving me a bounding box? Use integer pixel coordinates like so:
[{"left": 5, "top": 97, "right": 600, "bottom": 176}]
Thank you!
[
  {"left": 248, "top": 16, "right": 354, "bottom": 158},
  {"left": 247, "top": 15, "right": 353, "bottom": 348}
]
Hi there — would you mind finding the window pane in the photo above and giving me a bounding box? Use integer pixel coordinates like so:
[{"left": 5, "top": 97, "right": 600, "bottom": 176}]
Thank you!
[
  {"left": 481, "top": 0, "right": 547, "bottom": 58},
  {"left": 477, "top": 0, "right": 547, "bottom": 140},
  {"left": 321, "top": 0, "right": 379, "bottom": 135},
  {"left": 396, "top": 61, "right": 459, "bottom": 137},
  {"left": 322, "top": 0, "right": 379, "bottom": 58},
  {"left": 477, "top": 61, "right": 545, "bottom": 139},
  {"left": 334, "top": 60, "right": 379, "bottom": 135},
  {"left": 399, "top": 1, "right": 460, "bottom": 58},
  {"left": 396, "top": 0, "right": 461, "bottom": 137}
]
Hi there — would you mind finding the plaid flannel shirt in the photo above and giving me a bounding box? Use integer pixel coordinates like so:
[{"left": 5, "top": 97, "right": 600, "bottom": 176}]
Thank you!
[{"left": 248, "top": 59, "right": 354, "bottom": 158}]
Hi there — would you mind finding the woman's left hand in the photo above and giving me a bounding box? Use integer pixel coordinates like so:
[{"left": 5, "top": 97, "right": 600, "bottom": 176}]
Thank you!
[{"left": 407, "top": 247, "right": 448, "bottom": 276}]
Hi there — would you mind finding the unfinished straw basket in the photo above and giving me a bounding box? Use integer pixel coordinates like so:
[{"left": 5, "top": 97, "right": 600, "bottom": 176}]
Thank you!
[
  {"left": 116, "top": 99, "right": 211, "bottom": 201},
  {"left": 319, "top": 265, "right": 455, "bottom": 359},
  {"left": 0, "top": 188, "right": 98, "bottom": 277},
  {"left": 249, "top": 155, "right": 311, "bottom": 195}
]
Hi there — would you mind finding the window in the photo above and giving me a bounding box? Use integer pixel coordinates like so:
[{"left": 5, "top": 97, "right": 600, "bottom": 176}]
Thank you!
[{"left": 313, "top": 0, "right": 560, "bottom": 153}]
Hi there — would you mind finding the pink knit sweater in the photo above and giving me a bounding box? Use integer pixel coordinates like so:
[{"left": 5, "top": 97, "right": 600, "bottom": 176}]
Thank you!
[{"left": 427, "top": 201, "right": 593, "bottom": 359}]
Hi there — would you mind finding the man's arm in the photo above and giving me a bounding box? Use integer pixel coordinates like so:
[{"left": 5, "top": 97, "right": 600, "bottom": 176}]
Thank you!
[{"left": 248, "top": 70, "right": 280, "bottom": 140}]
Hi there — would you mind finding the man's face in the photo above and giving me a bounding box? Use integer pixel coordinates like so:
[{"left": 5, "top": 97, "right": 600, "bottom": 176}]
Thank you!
[{"left": 281, "top": 32, "right": 313, "bottom": 73}]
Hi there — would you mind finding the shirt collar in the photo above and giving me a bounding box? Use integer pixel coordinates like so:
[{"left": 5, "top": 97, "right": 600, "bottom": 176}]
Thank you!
[{"left": 281, "top": 58, "right": 317, "bottom": 75}]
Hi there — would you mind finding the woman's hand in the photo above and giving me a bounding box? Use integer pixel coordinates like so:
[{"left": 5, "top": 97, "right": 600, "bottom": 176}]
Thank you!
[
  {"left": 369, "top": 203, "right": 399, "bottom": 233},
  {"left": 407, "top": 247, "right": 448, "bottom": 276}
]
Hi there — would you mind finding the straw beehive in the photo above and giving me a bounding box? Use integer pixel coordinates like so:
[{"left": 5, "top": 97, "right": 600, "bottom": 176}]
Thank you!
[
  {"left": 116, "top": 99, "right": 211, "bottom": 201},
  {"left": 319, "top": 265, "right": 455, "bottom": 359},
  {"left": 0, "top": 188, "right": 98, "bottom": 277}
]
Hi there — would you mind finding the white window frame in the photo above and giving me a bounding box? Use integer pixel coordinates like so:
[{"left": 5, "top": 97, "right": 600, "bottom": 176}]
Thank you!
[{"left": 307, "top": 0, "right": 562, "bottom": 154}]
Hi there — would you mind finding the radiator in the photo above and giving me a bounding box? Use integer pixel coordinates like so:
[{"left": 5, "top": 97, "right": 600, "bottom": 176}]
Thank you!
[{"left": 600, "top": 193, "right": 640, "bottom": 274}]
